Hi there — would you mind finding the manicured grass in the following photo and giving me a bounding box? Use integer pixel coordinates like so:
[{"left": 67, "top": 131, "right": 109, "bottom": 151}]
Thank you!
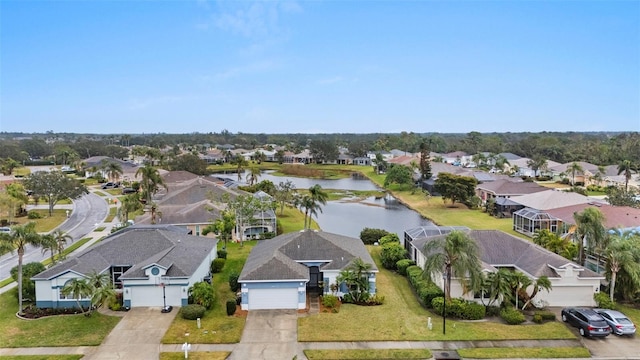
[
  {"left": 298, "top": 247, "right": 576, "bottom": 342},
  {"left": 304, "top": 349, "right": 432, "bottom": 359},
  {"left": 0, "top": 356, "right": 83, "bottom": 360},
  {"left": 0, "top": 292, "right": 120, "bottom": 348},
  {"left": 105, "top": 206, "right": 117, "bottom": 222},
  {"left": 12, "top": 209, "right": 67, "bottom": 233},
  {"left": 162, "top": 241, "right": 256, "bottom": 344},
  {"left": 159, "top": 352, "right": 229, "bottom": 360},
  {"left": 13, "top": 168, "right": 31, "bottom": 177},
  {"left": 94, "top": 227, "right": 106, "bottom": 232},
  {"left": 456, "top": 347, "right": 591, "bottom": 359},
  {"left": 0, "top": 277, "right": 13, "bottom": 288},
  {"left": 277, "top": 205, "right": 319, "bottom": 233}
]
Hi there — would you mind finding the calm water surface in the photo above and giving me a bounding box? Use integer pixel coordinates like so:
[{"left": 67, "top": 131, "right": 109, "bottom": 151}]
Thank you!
[{"left": 214, "top": 170, "right": 433, "bottom": 238}]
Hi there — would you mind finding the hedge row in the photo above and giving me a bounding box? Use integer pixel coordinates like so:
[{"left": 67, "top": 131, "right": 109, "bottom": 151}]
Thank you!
[
  {"left": 500, "top": 307, "right": 525, "bottom": 325},
  {"left": 431, "top": 297, "right": 486, "bottom": 320},
  {"left": 406, "top": 265, "right": 443, "bottom": 309}
]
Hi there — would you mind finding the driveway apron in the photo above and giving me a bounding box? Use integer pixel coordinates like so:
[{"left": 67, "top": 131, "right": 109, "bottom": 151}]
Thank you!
[
  {"left": 84, "top": 307, "right": 178, "bottom": 360},
  {"left": 227, "top": 309, "right": 299, "bottom": 360}
]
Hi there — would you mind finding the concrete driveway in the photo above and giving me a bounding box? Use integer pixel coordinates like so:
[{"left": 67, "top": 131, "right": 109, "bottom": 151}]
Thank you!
[
  {"left": 227, "top": 310, "right": 300, "bottom": 360},
  {"left": 84, "top": 307, "right": 178, "bottom": 360}
]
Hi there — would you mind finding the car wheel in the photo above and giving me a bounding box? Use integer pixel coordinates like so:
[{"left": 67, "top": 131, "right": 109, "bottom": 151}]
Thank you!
[
  {"left": 579, "top": 328, "right": 586, "bottom": 337},
  {"left": 561, "top": 314, "right": 567, "bottom": 322}
]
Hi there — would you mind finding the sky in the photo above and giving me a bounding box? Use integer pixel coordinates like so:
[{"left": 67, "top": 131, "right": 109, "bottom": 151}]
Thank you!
[{"left": 1, "top": 0, "right": 639, "bottom": 134}]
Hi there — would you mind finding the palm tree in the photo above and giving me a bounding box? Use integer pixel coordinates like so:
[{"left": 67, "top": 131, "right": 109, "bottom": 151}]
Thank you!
[
  {"left": 480, "top": 268, "right": 513, "bottom": 307},
  {"left": 87, "top": 271, "right": 116, "bottom": 312},
  {"left": 573, "top": 207, "right": 607, "bottom": 267},
  {"left": 51, "top": 229, "right": 72, "bottom": 261},
  {"left": 520, "top": 275, "right": 552, "bottom": 310},
  {"left": 567, "top": 162, "right": 584, "bottom": 186},
  {"left": 135, "top": 164, "right": 167, "bottom": 204},
  {"left": 101, "top": 160, "right": 123, "bottom": 183},
  {"left": 0, "top": 222, "right": 43, "bottom": 314},
  {"left": 422, "top": 231, "right": 483, "bottom": 301},
  {"left": 300, "top": 185, "right": 328, "bottom": 229},
  {"left": 61, "top": 278, "right": 93, "bottom": 315},
  {"left": 336, "top": 258, "right": 373, "bottom": 303},
  {"left": 246, "top": 166, "right": 261, "bottom": 186},
  {"left": 232, "top": 154, "right": 248, "bottom": 181},
  {"left": 118, "top": 194, "right": 143, "bottom": 222},
  {"left": 617, "top": 160, "right": 637, "bottom": 192},
  {"left": 40, "top": 233, "right": 57, "bottom": 264},
  {"left": 604, "top": 232, "right": 640, "bottom": 302}
]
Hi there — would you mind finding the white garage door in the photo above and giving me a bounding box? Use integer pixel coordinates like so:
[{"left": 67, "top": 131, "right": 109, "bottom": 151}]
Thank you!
[
  {"left": 129, "top": 286, "right": 182, "bottom": 307},
  {"left": 543, "top": 286, "right": 595, "bottom": 307},
  {"left": 248, "top": 288, "right": 298, "bottom": 310}
]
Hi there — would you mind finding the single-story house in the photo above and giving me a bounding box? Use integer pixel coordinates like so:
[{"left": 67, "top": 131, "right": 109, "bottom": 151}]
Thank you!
[
  {"left": 238, "top": 230, "right": 378, "bottom": 310},
  {"left": 409, "top": 230, "right": 603, "bottom": 307},
  {"left": 32, "top": 225, "right": 217, "bottom": 309},
  {"left": 476, "top": 179, "right": 547, "bottom": 205}
]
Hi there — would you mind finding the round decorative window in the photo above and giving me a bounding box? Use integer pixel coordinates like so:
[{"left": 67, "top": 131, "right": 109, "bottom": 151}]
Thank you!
[{"left": 151, "top": 267, "right": 160, "bottom": 276}]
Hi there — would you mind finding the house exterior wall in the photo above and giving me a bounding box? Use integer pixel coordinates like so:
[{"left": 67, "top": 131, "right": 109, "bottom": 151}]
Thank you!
[
  {"left": 240, "top": 281, "right": 306, "bottom": 310},
  {"left": 320, "top": 270, "right": 377, "bottom": 296},
  {"left": 34, "top": 271, "right": 94, "bottom": 308}
]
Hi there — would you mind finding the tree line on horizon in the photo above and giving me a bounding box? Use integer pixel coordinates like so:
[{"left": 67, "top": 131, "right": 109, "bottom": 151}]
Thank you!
[{"left": 0, "top": 130, "right": 638, "bottom": 168}]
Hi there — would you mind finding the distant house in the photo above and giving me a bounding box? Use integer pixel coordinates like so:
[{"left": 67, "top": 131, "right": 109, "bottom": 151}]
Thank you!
[
  {"left": 83, "top": 156, "right": 139, "bottom": 181},
  {"left": 476, "top": 179, "right": 548, "bottom": 210},
  {"left": 236, "top": 191, "right": 277, "bottom": 240},
  {"left": 409, "top": 230, "right": 603, "bottom": 307},
  {"left": 509, "top": 190, "right": 596, "bottom": 237},
  {"left": 239, "top": 230, "right": 377, "bottom": 310},
  {"left": 33, "top": 225, "right": 217, "bottom": 309},
  {"left": 549, "top": 162, "right": 600, "bottom": 184},
  {"left": 352, "top": 157, "right": 372, "bottom": 166}
]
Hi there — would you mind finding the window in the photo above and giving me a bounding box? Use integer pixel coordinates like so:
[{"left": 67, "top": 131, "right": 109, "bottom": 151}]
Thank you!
[{"left": 111, "top": 266, "right": 132, "bottom": 289}]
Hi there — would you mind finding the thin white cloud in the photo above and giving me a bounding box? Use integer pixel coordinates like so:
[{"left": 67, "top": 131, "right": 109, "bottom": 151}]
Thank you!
[{"left": 212, "top": 0, "right": 301, "bottom": 38}]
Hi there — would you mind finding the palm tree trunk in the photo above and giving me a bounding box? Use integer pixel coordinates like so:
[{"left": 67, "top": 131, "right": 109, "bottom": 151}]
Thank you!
[
  {"left": 610, "top": 270, "right": 617, "bottom": 302},
  {"left": 17, "top": 250, "right": 24, "bottom": 314}
]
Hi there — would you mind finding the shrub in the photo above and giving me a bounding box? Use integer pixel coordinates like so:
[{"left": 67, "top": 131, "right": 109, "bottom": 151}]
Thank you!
[
  {"left": 181, "top": 304, "right": 206, "bottom": 320},
  {"left": 406, "top": 266, "right": 424, "bottom": 286},
  {"left": 360, "top": 228, "right": 390, "bottom": 245},
  {"left": 500, "top": 307, "right": 526, "bottom": 325},
  {"left": 396, "top": 259, "right": 416, "bottom": 276},
  {"left": 217, "top": 249, "right": 227, "bottom": 259},
  {"left": 211, "top": 258, "right": 226, "bottom": 273},
  {"left": 462, "top": 302, "right": 486, "bottom": 320},
  {"left": 379, "top": 233, "right": 400, "bottom": 245},
  {"left": 10, "top": 262, "right": 46, "bottom": 300},
  {"left": 27, "top": 211, "right": 43, "bottom": 219},
  {"left": 486, "top": 305, "right": 501, "bottom": 317},
  {"left": 365, "top": 294, "right": 385, "bottom": 306},
  {"left": 188, "top": 281, "right": 215, "bottom": 309},
  {"left": 228, "top": 271, "right": 240, "bottom": 292},
  {"left": 535, "top": 310, "right": 556, "bottom": 321},
  {"left": 416, "top": 281, "right": 443, "bottom": 309},
  {"left": 431, "top": 297, "right": 485, "bottom": 320},
  {"left": 533, "top": 314, "right": 543, "bottom": 324},
  {"left": 322, "top": 294, "right": 339, "bottom": 308},
  {"left": 226, "top": 299, "right": 237, "bottom": 316},
  {"left": 594, "top": 292, "right": 616, "bottom": 309},
  {"left": 380, "top": 242, "right": 407, "bottom": 269}
]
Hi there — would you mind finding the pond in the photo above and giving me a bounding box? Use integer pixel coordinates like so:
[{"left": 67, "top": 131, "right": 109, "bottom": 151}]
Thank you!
[{"left": 214, "top": 170, "right": 433, "bottom": 238}]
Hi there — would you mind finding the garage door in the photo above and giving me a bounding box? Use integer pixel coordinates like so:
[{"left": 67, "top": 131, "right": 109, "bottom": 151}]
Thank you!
[
  {"left": 543, "top": 286, "right": 595, "bottom": 307},
  {"left": 129, "top": 286, "right": 182, "bottom": 307},
  {"left": 248, "top": 288, "right": 298, "bottom": 310}
]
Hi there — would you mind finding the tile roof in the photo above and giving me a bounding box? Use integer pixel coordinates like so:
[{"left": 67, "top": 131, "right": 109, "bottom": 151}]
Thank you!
[
  {"left": 33, "top": 225, "right": 217, "bottom": 280},
  {"left": 239, "top": 230, "right": 378, "bottom": 282},
  {"left": 412, "top": 230, "right": 600, "bottom": 279}
]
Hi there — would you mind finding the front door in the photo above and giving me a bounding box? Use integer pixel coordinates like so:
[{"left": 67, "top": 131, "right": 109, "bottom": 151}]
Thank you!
[{"left": 308, "top": 266, "right": 322, "bottom": 292}]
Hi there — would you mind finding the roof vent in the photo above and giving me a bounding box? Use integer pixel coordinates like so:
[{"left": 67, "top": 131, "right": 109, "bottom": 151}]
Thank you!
[{"left": 297, "top": 244, "right": 300, "bottom": 249}]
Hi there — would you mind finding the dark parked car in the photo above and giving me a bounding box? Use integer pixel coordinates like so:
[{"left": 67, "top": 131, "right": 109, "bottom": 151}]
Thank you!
[
  {"left": 101, "top": 182, "right": 120, "bottom": 189},
  {"left": 595, "top": 309, "right": 636, "bottom": 336},
  {"left": 121, "top": 187, "right": 136, "bottom": 194},
  {"left": 561, "top": 308, "right": 612, "bottom": 337}
]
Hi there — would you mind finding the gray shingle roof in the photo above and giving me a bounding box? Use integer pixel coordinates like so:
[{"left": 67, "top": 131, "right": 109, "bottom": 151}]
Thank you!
[
  {"left": 412, "top": 230, "right": 600, "bottom": 279},
  {"left": 477, "top": 179, "right": 548, "bottom": 196},
  {"left": 33, "top": 225, "right": 217, "bottom": 281},
  {"left": 239, "top": 230, "right": 378, "bottom": 282}
]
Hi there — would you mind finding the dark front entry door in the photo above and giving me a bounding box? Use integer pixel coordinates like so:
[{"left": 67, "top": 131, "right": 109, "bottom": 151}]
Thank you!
[{"left": 308, "top": 266, "right": 322, "bottom": 291}]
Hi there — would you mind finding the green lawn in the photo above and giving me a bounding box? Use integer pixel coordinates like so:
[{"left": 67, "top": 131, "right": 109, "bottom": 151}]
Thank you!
[
  {"left": 304, "top": 349, "right": 432, "bottom": 359},
  {"left": 159, "top": 352, "right": 229, "bottom": 360},
  {"left": 456, "top": 347, "right": 591, "bottom": 359},
  {"left": 0, "top": 356, "right": 83, "bottom": 360},
  {"left": 277, "top": 205, "right": 319, "bottom": 233},
  {"left": 298, "top": 247, "right": 576, "bottom": 342},
  {"left": 105, "top": 206, "right": 117, "bottom": 222},
  {"left": 161, "top": 241, "right": 256, "bottom": 344},
  {"left": 11, "top": 209, "right": 67, "bottom": 233},
  {"left": 42, "top": 237, "right": 94, "bottom": 267},
  {"left": 0, "top": 292, "right": 120, "bottom": 348}
]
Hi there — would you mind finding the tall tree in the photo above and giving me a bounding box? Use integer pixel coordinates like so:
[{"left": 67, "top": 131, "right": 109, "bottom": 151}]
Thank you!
[
  {"left": 604, "top": 232, "right": 640, "bottom": 302},
  {"left": 246, "top": 166, "right": 261, "bottom": 186},
  {"left": 383, "top": 164, "right": 413, "bottom": 187},
  {"left": 573, "top": 207, "right": 607, "bottom": 267},
  {"left": 567, "top": 162, "right": 584, "bottom": 186},
  {"left": 101, "top": 160, "right": 123, "bottom": 183},
  {"left": 299, "top": 185, "right": 328, "bottom": 229},
  {"left": 118, "top": 194, "right": 144, "bottom": 222},
  {"left": 135, "top": 164, "right": 167, "bottom": 204},
  {"left": 24, "top": 171, "right": 88, "bottom": 215},
  {"left": 419, "top": 141, "right": 432, "bottom": 180},
  {"left": 336, "top": 258, "right": 373, "bottom": 303},
  {"left": 51, "top": 229, "right": 73, "bottom": 262},
  {"left": 617, "top": 160, "right": 637, "bottom": 192},
  {"left": 232, "top": 154, "right": 248, "bottom": 181},
  {"left": 274, "top": 180, "right": 296, "bottom": 215},
  {"left": 433, "top": 173, "right": 478, "bottom": 206},
  {"left": 422, "top": 231, "right": 482, "bottom": 301},
  {"left": 61, "top": 278, "right": 93, "bottom": 315},
  {"left": 202, "top": 210, "right": 235, "bottom": 249},
  {"left": 0, "top": 223, "right": 43, "bottom": 314}
]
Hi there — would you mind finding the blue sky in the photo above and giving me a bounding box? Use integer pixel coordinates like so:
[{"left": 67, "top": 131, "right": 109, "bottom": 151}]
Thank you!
[{"left": 1, "top": 0, "right": 639, "bottom": 134}]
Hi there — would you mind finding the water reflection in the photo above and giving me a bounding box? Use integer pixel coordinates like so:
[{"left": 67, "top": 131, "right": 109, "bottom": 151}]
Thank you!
[{"left": 213, "top": 170, "right": 432, "bottom": 237}]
